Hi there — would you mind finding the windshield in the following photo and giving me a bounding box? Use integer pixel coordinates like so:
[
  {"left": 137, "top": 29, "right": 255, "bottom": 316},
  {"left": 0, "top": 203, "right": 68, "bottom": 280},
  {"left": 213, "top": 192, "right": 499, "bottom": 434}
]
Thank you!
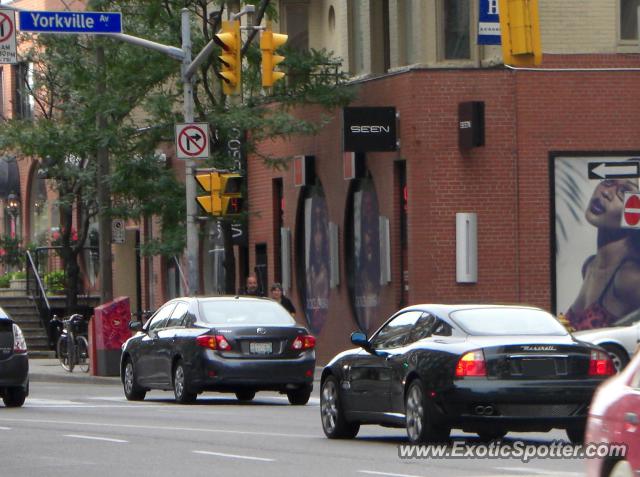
[
  {"left": 449, "top": 307, "right": 568, "bottom": 336},
  {"left": 198, "top": 299, "right": 296, "bottom": 326}
]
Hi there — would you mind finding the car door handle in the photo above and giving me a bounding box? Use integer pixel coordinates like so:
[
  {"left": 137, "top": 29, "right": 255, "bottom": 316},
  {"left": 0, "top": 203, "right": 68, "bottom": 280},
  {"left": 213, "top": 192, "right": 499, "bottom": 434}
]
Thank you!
[{"left": 625, "top": 412, "right": 638, "bottom": 425}]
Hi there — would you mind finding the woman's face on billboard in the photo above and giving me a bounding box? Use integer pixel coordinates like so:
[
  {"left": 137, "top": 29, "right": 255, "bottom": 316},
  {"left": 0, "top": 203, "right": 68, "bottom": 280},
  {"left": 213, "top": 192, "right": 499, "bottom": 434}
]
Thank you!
[{"left": 586, "top": 179, "right": 639, "bottom": 229}]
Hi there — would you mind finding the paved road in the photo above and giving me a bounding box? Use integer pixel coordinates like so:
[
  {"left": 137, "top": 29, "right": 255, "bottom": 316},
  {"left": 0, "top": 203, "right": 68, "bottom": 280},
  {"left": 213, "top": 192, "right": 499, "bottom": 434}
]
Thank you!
[{"left": 0, "top": 369, "right": 590, "bottom": 477}]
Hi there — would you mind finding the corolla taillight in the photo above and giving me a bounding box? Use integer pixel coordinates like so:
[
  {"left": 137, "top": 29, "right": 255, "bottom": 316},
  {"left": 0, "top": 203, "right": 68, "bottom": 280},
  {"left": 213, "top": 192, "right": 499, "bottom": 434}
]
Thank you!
[
  {"left": 588, "top": 350, "right": 615, "bottom": 376},
  {"left": 196, "top": 334, "right": 232, "bottom": 351},
  {"left": 292, "top": 335, "right": 316, "bottom": 351},
  {"left": 12, "top": 324, "right": 27, "bottom": 353},
  {"left": 455, "top": 350, "right": 486, "bottom": 377}
]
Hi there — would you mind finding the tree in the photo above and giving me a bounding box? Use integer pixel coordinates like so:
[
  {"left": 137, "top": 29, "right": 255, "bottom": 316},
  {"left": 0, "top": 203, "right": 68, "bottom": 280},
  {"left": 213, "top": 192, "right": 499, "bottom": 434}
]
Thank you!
[{"left": 0, "top": 0, "right": 355, "bottom": 309}]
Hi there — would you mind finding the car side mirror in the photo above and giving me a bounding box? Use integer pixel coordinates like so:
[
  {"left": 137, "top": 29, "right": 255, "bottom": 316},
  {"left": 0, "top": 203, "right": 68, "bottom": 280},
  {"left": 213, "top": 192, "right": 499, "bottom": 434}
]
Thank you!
[
  {"left": 351, "top": 331, "right": 369, "bottom": 349},
  {"left": 129, "top": 321, "right": 143, "bottom": 332}
]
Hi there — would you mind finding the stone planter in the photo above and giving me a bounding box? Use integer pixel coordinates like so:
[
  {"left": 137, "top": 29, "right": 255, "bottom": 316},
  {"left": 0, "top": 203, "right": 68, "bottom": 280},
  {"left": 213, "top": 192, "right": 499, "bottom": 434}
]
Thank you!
[{"left": 9, "top": 278, "right": 27, "bottom": 290}]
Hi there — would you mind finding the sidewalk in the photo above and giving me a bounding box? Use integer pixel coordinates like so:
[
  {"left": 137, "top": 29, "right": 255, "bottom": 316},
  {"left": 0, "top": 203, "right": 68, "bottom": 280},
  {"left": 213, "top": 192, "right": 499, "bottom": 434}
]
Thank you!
[{"left": 28, "top": 357, "right": 324, "bottom": 385}]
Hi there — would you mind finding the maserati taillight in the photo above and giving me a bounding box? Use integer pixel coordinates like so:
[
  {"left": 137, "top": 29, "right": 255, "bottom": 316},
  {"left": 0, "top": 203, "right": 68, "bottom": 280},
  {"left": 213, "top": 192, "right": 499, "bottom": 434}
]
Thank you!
[
  {"left": 589, "top": 350, "right": 615, "bottom": 376},
  {"left": 455, "top": 350, "right": 486, "bottom": 377}
]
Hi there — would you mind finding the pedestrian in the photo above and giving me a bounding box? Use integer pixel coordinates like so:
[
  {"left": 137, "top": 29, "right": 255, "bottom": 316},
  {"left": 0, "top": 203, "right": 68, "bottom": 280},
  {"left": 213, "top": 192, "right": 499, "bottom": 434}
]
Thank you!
[
  {"left": 239, "top": 273, "right": 263, "bottom": 296},
  {"left": 270, "top": 282, "right": 296, "bottom": 316}
]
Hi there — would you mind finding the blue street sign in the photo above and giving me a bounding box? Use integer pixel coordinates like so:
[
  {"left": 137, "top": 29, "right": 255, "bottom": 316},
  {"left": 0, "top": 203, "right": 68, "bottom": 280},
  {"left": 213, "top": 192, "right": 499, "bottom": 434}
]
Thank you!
[
  {"left": 478, "top": 0, "right": 501, "bottom": 45},
  {"left": 18, "top": 11, "right": 122, "bottom": 34}
]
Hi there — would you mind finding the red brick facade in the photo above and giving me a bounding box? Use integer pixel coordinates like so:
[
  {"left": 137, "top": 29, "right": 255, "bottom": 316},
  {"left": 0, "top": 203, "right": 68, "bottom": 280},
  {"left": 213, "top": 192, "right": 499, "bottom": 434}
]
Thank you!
[{"left": 249, "top": 55, "right": 640, "bottom": 363}]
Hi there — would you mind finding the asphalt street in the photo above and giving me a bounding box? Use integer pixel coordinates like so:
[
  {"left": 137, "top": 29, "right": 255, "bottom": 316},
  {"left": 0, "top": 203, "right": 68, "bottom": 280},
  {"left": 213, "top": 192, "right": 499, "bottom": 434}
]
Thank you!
[{"left": 0, "top": 359, "right": 591, "bottom": 477}]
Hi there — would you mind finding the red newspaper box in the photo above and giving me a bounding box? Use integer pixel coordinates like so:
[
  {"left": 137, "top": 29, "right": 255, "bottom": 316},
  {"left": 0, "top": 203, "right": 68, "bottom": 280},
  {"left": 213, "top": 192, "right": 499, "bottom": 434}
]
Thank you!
[{"left": 90, "top": 296, "right": 132, "bottom": 376}]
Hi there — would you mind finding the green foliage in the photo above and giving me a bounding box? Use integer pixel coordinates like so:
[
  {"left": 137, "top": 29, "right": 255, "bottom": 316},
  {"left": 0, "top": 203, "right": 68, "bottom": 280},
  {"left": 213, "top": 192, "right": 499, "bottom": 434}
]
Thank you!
[
  {"left": 11, "top": 271, "right": 26, "bottom": 280},
  {"left": 0, "top": 236, "right": 25, "bottom": 271},
  {"left": 44, "top": 270, "right": 66, "bottom": 294},
  {"left": 0, "top": 274, "right": 10, "bottom": 288}
]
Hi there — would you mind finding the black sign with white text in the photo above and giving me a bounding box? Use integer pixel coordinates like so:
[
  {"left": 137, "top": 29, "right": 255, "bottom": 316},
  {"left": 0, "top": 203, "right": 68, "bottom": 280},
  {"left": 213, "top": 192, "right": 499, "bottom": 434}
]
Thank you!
[{"left": 343, "top": 107, "right": 397, "bottom": 152}]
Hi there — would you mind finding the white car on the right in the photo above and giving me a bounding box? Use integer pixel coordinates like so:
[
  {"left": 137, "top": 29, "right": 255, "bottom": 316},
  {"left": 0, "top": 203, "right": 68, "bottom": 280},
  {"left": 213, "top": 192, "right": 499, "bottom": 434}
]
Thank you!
[{"left": 573, "top": 316, "right": 640, "bottom": 372}]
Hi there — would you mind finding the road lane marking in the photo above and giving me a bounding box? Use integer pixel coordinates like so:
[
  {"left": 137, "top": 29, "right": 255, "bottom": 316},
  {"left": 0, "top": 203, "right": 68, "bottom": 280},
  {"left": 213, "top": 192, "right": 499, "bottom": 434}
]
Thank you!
[
  {"left": 0, "top": 426, "right": 11, "bottom": 430},
  {"left": 193, "top": 450, "right": 275, "bottom": 462},
  {"left": 495, "top": 468, "right": 582, "bottom": 476},
  {"left": 359, "top": 471, "right": 424, "bottom": 477},
  {"left": 65, "top": 434, "right": 128, "bottom": 443},
  {"left": 0, "top": 417, "right": 318, "bottom": 439}
]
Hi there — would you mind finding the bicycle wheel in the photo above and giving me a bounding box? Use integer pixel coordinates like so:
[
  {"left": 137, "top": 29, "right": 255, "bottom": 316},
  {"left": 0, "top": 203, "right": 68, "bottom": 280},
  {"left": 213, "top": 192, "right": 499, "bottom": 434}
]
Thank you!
[
  {"left": 75, "top": 336, "right": 90, "bottom": 373},
  {"left": 56, "top": 335, "right": 71, "bottom": 372}
]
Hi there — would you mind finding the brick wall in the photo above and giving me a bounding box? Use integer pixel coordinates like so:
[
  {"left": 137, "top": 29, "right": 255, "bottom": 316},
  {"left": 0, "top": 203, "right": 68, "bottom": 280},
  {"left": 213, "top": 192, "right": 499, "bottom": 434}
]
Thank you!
[{"left": 249, "top": 54, "right": 640, "bottom": 363}]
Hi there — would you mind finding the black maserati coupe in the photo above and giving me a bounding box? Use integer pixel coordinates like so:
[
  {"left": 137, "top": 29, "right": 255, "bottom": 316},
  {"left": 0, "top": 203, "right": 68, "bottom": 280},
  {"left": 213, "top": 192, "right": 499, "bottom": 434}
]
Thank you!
[
  {"left": 121, "top": 296, "right": 315, "bottom": 405},
  {"left": 320, "top": 304, "right": 615, "bottom": 443}
]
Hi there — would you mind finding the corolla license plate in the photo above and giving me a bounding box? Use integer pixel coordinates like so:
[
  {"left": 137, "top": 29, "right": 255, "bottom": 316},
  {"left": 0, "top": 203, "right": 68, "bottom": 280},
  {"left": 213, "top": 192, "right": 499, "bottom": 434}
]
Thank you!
[{"left": 250, "top": 342, "right": 272, "bottom": 354}]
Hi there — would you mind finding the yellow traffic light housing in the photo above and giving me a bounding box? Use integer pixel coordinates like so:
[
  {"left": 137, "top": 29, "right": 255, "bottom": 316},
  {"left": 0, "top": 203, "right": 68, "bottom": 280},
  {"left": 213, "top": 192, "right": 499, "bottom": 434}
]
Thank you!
[
  {"left": 195, "top": 172, "right": 222, "bottom": 215},
  {"left": 498, "top": 0, "right": 542, "bottom": 67},
  {"left": 214, "top": 20, "right": 241, "bottom": 95},
  {"left": 219, "top": 173, "right": 244, "bottom": 216},
  {"left": 260, "top": 28, "right": 288, "bottom": 87}
]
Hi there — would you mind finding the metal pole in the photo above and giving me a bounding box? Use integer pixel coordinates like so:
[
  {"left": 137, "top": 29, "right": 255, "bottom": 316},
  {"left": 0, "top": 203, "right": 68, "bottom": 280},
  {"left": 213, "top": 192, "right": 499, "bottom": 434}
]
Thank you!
[{"left": 182, "top": 8, "right": 198, "bottom": 296}]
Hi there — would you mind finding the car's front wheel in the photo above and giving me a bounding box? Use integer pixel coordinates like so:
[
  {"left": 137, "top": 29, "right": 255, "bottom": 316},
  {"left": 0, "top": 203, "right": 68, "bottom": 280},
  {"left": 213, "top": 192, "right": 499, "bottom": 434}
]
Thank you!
[
  {"left": 123, "top": 358, "right": 146, "bottom": 401},
  {"left": 320, "top": 376, "right": 359, "bottom": 439},
  {"left": 2, "top": 386, "right": 26, "bottom": 407},
  {"left": 173, "top": 360, "right": 197, "bottom": 404},
  {"left": 601, "top": 344, "right": 629, "bottom": 372},
  {"left": 405, "top": 379, "right": 450, "bottom": 444},
  {"left": 287, "top": 385, "right": 311, "bottom": 405}
]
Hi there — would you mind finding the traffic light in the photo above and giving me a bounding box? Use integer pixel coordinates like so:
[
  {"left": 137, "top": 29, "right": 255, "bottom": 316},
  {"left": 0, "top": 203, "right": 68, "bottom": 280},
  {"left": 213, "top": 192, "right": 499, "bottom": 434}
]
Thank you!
[
  {"left": 219, "top": 173, "right": 244, "bottom": 216},
  {"left": 195, "top": 172, "right": 222, "bottom": 215},
  {"left": 214, "top": 20, "right": 241, "bottom": 95},
  {"left": 260, "top": 28, "right": 288, "bottom": 87},
  {"left": 498, "top": 0, "right": 542, "bottom": 67}
]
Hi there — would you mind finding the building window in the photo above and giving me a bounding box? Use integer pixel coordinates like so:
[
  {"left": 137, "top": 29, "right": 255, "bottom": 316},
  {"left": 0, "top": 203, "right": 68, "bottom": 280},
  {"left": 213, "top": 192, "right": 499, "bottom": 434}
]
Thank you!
[
  {"left": 29, "top": 170, "right": 49, "bottom": 245},
  {"left": 281, "top": 1, "right": 309, "bottom": 50},
  {"left": 443, "top": 0, "right": 471, "bottom": 60},
  {"left": 621, "top": 0, "right": 640, "bottom": 40},
  {"left": 14, "top": 62, "right": 33, "bottom": 120}
]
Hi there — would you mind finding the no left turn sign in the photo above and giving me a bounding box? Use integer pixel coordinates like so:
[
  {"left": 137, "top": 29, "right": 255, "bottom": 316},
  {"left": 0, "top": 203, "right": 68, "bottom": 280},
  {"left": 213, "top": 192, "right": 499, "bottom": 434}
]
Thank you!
[
  {"left": 622, "top": 193, "right": 640, "bottom": 228},
  {"left": 0, "top": 10, "right": 17, "bottom": 65},
  {"left": 175, "top": 123, "right": 210, "bottom": 160}
]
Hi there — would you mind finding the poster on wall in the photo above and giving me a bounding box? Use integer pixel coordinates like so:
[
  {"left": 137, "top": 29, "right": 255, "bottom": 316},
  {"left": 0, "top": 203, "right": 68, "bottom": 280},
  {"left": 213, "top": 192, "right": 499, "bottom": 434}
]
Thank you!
[
  {"left": 304, "top": 194, "right": 330, "bottom": 334},
  {"left": 554, "top": 154, "right": 640, "bottom": 330},
  {"left": 352, "top": 181, "right": 381, "bottom": 334}
]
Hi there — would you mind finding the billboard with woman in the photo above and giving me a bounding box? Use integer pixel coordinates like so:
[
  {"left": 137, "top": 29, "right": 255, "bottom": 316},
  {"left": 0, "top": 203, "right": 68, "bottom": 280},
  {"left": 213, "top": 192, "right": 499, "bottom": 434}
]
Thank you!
[{"left": 554, "top": 154, "right": 640, "bottom": 330}]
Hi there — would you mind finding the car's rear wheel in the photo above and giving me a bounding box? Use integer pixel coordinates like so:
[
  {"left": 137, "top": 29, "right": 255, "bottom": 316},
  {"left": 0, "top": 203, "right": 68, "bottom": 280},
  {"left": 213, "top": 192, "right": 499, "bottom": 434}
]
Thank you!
[
  {"left": 405, "top": 379, "right": 450, "bottom": 444},
  {"left": 235, "top": 390, "right": 256, "bottom": 402},
  {"left": 477, "top": 429, "right": 507, "bottom": 441},
  {"left": 565, "top": 424, "right": 585, "bottom": 444},
  {"left": 320, "top": 376, "right": 359, "bottom": 439},
  {"left": 609, "top": 460, "right": 634, "bottom": 477},
  {"left": 287, "top": 385, "right": 311, "bottom": 405},
  {"left": 601, "top": 344, "right": 629, "bottom": 372},
  {"left": 123, "top": 359, "right": 146, "bottom": 401},
  {"left": 173, "top": 360, "right": 197, "bottom": 404},
  {"left": 2, "top": 386, "right": 26, "bottom": 407}
]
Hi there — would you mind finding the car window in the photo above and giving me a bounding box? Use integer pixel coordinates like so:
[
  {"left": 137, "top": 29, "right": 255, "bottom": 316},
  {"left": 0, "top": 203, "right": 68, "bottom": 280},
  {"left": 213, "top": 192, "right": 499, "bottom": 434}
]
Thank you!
[
  {"left": 371, "top": 311, "right": 423, "bottom": 349},
  {"left": 432, "top": 320, "right": 453, "bottom": 336},
  {"left": 146, "top": 304, "right": 175, "bottom": 332},
  {"left": 449, "top": 307, "right": 568, "bottom": 336},
  {"left": 198, "top": 299, "right": 296, "bottom": 326},
  {"left": 166, "top": 302, "right": 189, "bottom": 328},
  {"left": 408, "top": 313, "right": 437, "bottom": 343}
]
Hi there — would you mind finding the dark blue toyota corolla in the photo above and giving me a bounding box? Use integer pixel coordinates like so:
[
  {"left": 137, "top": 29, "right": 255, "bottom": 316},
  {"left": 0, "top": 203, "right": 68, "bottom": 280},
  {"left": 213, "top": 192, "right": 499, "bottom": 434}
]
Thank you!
[
  {"left": 121, "top": 296, "right": 315, "bottom": 405},
  {"left": 0, "top": 308, "right": 29, "bottom": 407}
]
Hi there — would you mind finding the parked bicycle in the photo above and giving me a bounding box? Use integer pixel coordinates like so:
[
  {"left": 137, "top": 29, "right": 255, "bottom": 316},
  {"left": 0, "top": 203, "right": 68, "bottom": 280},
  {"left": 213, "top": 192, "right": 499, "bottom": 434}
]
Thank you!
[{"left": 53, "top": 314, "right": 89, "bottom": 373}]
